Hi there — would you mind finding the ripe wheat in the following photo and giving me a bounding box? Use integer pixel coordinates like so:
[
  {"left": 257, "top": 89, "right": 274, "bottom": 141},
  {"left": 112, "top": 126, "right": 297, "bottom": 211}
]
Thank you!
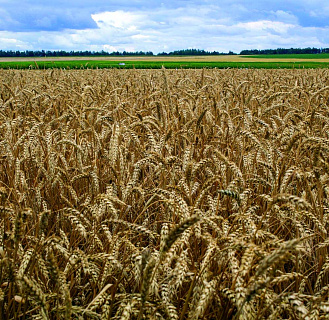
[{"left": 0, "top": 68, "right": 328, "bottom": 319}]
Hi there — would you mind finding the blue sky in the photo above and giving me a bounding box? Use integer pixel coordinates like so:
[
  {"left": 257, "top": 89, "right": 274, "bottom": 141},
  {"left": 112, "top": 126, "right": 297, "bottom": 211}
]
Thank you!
[{"left": 0, "top": 0, "right": 328, "bottom": 53}]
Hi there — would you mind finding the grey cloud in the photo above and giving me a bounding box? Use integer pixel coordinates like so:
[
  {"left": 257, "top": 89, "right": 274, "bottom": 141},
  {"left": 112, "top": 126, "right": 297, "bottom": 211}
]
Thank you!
[
  {"left": 0, "top": 7, "right": 98, "bottom": 32},
  {"left": 1, "top": 0, "right": 329, "bottom": 33}
]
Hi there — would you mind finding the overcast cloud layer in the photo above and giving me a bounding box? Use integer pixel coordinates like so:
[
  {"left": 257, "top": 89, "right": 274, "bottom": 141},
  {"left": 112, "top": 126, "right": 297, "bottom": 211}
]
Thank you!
[{"left": 0, "top": 0, "right": 328, "bottom": 53}]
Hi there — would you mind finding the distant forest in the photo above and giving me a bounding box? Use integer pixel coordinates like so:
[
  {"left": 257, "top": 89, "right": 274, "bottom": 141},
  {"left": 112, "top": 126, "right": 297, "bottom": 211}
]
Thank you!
[
  {"left": 0, "top": 48, "right": 234, "bottom": 57},
  {"left": 157, "top": 49, "right": 236, "bottom": 56},
  {"left": 240, "top": 47, "right": 329, "bottom": 55},
  {"left": 0, "top": 47, "right": 329, "bottom": 57}
]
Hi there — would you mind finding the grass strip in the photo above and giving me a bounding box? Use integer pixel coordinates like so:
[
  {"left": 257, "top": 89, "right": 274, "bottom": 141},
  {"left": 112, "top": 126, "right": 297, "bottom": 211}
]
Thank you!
[{"left": 0, "top": 60, "right": 329, "bottom": 69}]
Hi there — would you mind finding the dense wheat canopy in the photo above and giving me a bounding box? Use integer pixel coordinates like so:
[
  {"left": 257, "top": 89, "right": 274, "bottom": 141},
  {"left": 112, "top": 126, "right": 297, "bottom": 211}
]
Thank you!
[{"left": 1, "top": 68, "right": 329, "bottom": 319}]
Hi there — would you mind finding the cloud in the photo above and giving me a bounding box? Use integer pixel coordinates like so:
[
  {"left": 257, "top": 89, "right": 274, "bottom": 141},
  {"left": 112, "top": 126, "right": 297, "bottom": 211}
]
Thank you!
[
  {"left": 0, "top": 2, "right": 328, "bottom": 53},
  {"left": 0, "top": 35, "right": 32, "bottom": 50},
  {"left": 236, "top": 20, "right": 295, "bottom": 34},
  {"left": 1, "top": 0, "right": 329, "bottom": 31},
  {"left": 0, "top": 4, "right": 98, "bottom": 32},
  {"left": 270, "top": 10, "right": 299, "bottom": 25},
  {"left": 93, "top": 11, "right": 139, "bottom": 29}
]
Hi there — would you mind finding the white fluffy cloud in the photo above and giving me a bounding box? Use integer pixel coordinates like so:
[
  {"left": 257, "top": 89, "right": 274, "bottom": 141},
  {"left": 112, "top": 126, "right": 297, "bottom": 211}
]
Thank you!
[{"left": 0, "top": 2, "right": 328, "bottom": 53}]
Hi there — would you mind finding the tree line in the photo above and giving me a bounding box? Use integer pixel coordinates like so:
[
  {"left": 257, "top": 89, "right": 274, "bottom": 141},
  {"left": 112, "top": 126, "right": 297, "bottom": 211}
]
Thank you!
[
  {"left": 0, "top": 50, "right": 154, "bottom": 57},
  {"left": 0, "top": 47, "right": 329, "bottom": 57},
  {"left": 240, "top": 47, "right": 329, "bottom": 55},
  {"left": 157, "top": 49, "right": 236, "bottom": 56},
  {"left": 0, "top": 49, "right": 234, "bottom": 57}
]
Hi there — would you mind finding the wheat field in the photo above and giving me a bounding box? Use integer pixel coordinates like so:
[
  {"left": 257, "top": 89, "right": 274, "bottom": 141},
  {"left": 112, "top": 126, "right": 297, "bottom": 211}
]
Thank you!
[{"left": 0, "top": 68, "right": 329, "bottom": 319}]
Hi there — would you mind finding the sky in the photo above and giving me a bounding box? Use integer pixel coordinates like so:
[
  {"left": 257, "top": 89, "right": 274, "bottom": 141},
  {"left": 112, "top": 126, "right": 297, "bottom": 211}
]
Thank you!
[{"left": 0, "top": 0, "right": 329, "bottom": 54}]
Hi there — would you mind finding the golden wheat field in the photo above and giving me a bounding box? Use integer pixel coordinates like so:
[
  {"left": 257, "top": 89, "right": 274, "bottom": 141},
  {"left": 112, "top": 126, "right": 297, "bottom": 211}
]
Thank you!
[{"left": 0, "top": 68, "right": 329, "bottom": 319}]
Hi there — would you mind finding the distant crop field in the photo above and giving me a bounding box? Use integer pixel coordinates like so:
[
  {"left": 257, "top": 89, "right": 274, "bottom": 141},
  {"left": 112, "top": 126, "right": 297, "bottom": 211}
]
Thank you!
[
  {"left": 0, "top": 59, "right": 329, "bottom": 69},
  {"left": 1, "top": 68, "right": 329, "bottom": 319},
  {"left": 242, "top": 53, "right": 329, "bottom": 59}
]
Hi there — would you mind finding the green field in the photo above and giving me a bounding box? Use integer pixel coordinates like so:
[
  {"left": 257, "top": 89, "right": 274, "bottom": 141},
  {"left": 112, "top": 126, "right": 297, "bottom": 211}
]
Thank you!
[{"left": 1, "top": 59, "right": 329, "bottom": 69}]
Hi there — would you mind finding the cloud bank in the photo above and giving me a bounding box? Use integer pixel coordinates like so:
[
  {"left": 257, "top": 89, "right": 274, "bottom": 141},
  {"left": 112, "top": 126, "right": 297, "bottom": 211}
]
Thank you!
[{"left": 0, "top": 1, "right": 328, "bottom": 53}]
